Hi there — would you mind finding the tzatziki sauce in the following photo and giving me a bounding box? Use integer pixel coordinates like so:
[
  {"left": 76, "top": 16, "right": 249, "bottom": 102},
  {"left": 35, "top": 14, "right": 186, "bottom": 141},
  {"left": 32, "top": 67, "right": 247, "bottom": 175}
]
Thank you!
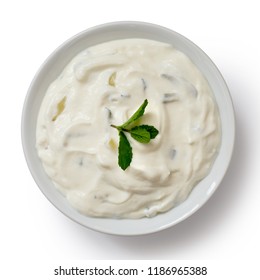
[{"left": 36, "top": 39, "right": 221, "bottom": 218}]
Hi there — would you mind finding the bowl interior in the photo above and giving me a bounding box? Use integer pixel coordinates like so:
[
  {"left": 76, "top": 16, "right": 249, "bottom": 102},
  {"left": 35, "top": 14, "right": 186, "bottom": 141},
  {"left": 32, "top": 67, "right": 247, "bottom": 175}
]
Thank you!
[{"left": 22, "top": 22, "right": 235, "bottom": 235}]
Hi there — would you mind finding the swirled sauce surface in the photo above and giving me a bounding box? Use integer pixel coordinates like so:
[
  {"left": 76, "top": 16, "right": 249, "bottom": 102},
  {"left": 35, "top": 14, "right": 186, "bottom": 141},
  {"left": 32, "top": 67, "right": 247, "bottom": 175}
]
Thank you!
[{"left": 36, "top": 39, "right": 221, "bottom": 218}]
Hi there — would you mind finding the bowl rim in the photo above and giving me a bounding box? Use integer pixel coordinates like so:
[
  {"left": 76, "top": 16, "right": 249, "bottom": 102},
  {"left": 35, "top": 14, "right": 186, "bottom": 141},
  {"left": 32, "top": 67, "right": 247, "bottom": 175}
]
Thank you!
[{"left": 21, "top": 21, "right": 235, "bottom": 236}]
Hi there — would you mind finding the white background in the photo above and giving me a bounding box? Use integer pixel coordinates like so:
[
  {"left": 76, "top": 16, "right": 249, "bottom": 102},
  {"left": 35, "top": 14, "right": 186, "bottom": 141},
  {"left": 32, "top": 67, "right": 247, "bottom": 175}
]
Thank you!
[{"left": 1, "top": 0, "right": 259, "bottom": 275}]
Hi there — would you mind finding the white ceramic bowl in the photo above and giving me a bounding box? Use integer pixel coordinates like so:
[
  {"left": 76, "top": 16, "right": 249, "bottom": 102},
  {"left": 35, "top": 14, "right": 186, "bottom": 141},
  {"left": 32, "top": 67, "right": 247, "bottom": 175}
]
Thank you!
[{"left": 22, "top": 21, "right": 235, "bottom": 235}]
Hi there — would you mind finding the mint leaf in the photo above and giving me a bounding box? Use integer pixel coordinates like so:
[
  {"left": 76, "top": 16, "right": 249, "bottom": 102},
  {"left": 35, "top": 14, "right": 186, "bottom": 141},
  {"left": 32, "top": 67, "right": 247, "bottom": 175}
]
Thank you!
[
  {"left": 135, "top": 125, "right": 159, "bottom": 139},
  {"left": 118, "top": 131, "right": 132, "bottom": 170},
  {"left": 111, "top": 99, "right": 159, "bottom": 170},
  {"left": 130, "top": 127, "right": 151, "bottom": 143},
  {"left": 120, "top": 99, "right": 148, "bottom": 128}
]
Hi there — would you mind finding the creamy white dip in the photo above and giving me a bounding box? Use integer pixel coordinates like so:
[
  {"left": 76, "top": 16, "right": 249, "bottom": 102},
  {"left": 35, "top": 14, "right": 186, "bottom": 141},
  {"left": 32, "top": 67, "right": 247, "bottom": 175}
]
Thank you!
[{"left": 36, "top": 39, "right": 221, "bottom": 218}]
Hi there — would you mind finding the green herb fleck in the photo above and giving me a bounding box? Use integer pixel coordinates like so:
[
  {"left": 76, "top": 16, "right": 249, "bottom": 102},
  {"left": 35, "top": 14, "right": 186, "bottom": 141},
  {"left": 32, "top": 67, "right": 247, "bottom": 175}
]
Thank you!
[{"left": 111, "top": 99, "right": 159, "bottom": 170}]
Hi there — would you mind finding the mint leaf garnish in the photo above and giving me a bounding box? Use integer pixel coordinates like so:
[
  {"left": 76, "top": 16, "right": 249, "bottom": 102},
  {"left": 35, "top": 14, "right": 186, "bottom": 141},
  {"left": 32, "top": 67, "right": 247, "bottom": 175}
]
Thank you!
[
  {"left": 132, "top": 125, "right": 159, "bottom": 140},
  {"left": 118, "top": 131, "right": 132, "bottom": 170},
  {"left": 120, "top": 99, "right": 148, "bottom": 128},
  {"left": 111, "top": 99, "right": 159, "bottom": 170},
  {"left": 130, "top": 126, "right": 151, "bottom": 143}
]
